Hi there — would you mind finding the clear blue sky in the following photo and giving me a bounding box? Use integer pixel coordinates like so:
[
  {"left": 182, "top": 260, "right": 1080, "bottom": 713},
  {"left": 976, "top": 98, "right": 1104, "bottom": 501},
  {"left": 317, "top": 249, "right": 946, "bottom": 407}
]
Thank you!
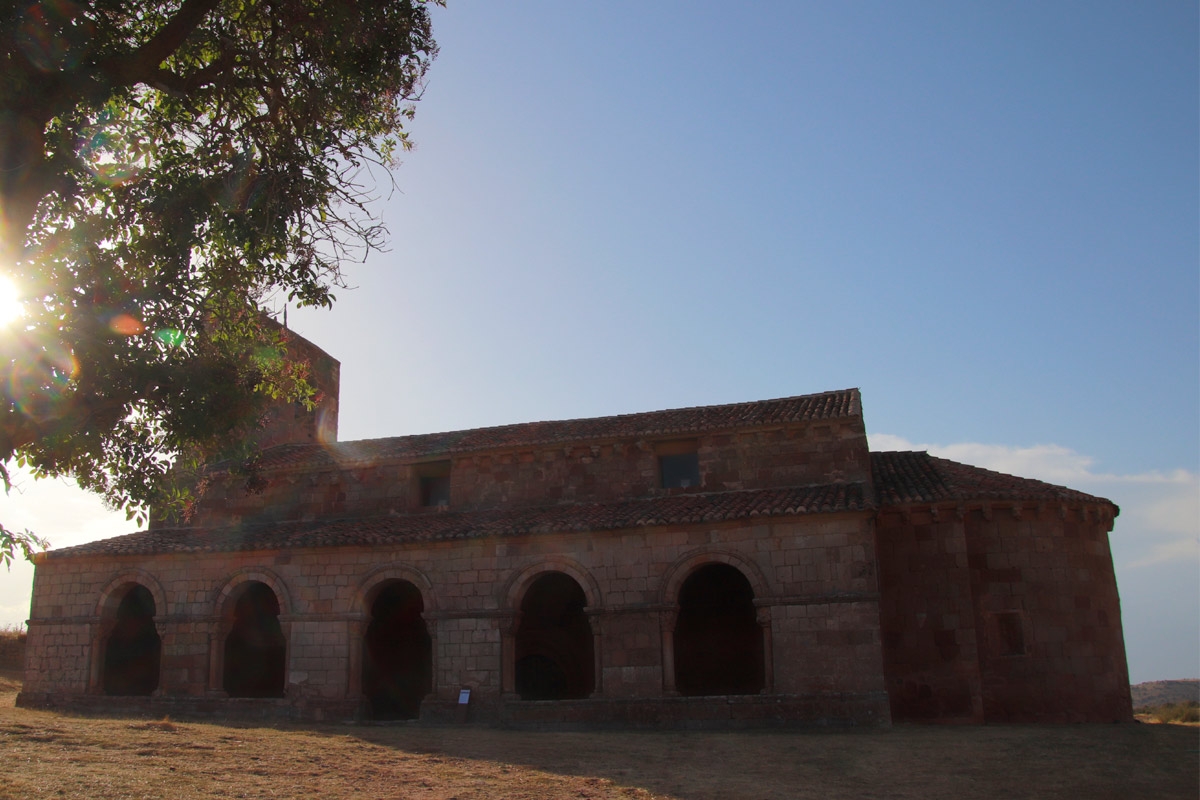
[{"left": 3, "top": 1, "right": 1197, "bottom": 683}]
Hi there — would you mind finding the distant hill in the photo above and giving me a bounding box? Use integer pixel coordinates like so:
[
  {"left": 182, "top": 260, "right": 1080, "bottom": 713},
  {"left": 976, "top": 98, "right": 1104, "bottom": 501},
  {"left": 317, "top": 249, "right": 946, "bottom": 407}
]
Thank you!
[{"left": 1131, "top": 680, "right": 1199, "bottom": 708}]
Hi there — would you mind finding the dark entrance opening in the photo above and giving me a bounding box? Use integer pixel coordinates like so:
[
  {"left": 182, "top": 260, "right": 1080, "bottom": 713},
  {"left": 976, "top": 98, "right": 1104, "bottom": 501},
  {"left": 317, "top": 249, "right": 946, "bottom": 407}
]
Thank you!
[
  {"left": 102, "top": 584, "right": 161, "bottom": 696},
  {"left": 674, "top": 563, "right": 764, "bottom": 696},
  {"left": 362, "top": 580, "right": 432, "bottom": 720},
  {"left": 515, "top": 572, "right": 594, "bottom": 700},
  {"left": 223, "top": 582, "right": 286, "bottom": 698}
]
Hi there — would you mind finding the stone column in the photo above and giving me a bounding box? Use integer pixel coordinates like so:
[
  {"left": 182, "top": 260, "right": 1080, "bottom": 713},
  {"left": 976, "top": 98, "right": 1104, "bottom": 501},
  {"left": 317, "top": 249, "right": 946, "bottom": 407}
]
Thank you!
[
  {"left": 279, "top": 615, "right": 296, "bottom": 698},
  {"left": 206, "top": 620, "right": 227, "bottom": 696},
  {"left": 152, "top": 620, "right": 170, "bottom": 697},
  {"left": 757, "top": 606, "right": 774, "bottom": 694},
  {"left": 422, "top": 612, "right": 439, "bottom": 693},
  {"left": 500, "top": 612, "right": 520, "bottom": 698},
  {"left": 659, "top": 608, "right": 679, "bottom": 696},
  {"left": 586, "top": 609, "right": 604, "bottom": 697}
]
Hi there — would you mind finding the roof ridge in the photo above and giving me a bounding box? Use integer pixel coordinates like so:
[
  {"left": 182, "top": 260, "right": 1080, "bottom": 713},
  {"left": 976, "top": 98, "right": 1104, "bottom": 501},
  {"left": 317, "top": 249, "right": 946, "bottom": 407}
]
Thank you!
[
  {"left": 215, "top": 388, "right": 864, "bottom": 473},
  {"left": 330, "top": 387, "right": 863, "bottom": 447}
]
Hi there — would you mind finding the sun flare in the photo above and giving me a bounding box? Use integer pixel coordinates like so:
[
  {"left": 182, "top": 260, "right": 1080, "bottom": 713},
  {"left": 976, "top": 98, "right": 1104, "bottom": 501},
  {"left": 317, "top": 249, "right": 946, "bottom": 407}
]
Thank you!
[{"left": 0, "top": 275, "right": 23, "bottom": 327}]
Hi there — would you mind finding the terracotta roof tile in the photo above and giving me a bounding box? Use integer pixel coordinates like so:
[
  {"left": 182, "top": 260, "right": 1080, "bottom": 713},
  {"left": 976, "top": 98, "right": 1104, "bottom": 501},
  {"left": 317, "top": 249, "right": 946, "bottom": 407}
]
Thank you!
[
  {"left": 871, "top": 451, "right": 1115, "bottom": 509},
  {"left": 49, "top": 451, "right": 1116, "bottom": 560},
  {"left": 47, "top": 482, "right": 871, "bottom": 559},
  {"left": 232, "top": 389, "right": 862, "bottom": 473}
]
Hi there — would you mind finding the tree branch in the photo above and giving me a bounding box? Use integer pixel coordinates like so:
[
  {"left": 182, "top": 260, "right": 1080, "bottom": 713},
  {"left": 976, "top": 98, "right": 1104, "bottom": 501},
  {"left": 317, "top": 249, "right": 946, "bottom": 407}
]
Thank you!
[{"left": 107, "top": 0, "right": 225, "bottom": 86}]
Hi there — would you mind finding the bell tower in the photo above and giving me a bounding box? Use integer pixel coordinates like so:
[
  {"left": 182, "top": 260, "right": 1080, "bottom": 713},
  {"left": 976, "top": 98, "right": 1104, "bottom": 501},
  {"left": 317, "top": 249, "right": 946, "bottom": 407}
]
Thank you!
[{"left": 252, "top": 321, "right": 340, "bottom": 449}]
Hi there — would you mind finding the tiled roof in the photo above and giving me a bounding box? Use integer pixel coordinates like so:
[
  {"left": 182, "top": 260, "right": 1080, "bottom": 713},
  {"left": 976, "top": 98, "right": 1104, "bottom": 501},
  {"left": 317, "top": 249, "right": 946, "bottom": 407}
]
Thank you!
[
  {"left": 46, "top": 451, "right": 1117, "bottom": 559},
  {"left": 230, "top": 389, "right": 862, "bottom": 473},
  {"left": 47, "top": 482, "right": 871, "bottom": 559},
  {"left": 871, "top": 451, "right": 1115, "bottom": 509}
]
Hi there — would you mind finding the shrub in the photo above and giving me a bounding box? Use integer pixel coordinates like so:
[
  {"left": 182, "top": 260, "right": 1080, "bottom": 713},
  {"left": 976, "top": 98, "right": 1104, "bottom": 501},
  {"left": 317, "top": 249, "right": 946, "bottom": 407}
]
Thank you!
[
  {"left": 1138, "top": 701, "right": 1200, "bottom": 724},
  {"left": 0, "top": 624, "right": 26, "bottom": 672}
]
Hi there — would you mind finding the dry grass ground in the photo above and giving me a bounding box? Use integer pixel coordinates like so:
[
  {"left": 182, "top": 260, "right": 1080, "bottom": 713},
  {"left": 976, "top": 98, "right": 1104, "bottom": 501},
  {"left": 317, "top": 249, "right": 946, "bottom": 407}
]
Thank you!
[{"left": 2, "top": 679, "right": 1197, "bottom": 800}]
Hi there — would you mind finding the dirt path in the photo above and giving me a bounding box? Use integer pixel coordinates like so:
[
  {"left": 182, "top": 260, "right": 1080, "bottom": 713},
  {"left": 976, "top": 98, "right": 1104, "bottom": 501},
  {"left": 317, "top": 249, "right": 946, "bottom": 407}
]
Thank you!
[{"left": 1, "top": 686, "right": 1196, "bottom": 800}]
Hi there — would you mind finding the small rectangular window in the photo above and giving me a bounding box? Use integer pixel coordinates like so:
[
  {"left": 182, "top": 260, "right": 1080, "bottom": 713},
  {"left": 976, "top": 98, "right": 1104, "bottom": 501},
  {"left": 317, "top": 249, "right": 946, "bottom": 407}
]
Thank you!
[
  {"left": 415, "top": 461, "right": 451, "bottom": 507},
  {"left": 657, "top": 440, "right": 700, "bottom": 489}
]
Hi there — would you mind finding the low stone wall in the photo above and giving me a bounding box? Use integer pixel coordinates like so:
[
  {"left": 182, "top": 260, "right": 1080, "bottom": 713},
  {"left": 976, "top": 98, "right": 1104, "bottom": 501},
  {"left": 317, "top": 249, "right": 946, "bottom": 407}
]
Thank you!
[
  {"left": 17, "top": 688, "right": 891, "bottom": 730},
  {"left": 15, "top": 690, "right": 361, "bottom": 723}
]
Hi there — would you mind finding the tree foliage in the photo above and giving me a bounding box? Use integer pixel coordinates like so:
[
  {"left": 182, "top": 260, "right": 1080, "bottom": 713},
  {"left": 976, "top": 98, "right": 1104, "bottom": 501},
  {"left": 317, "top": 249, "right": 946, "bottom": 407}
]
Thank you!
[
  {"left": 0, "top": 0, "right": 440, "bottom": 562},
  {"left": 0, "top": 515, "right": 49, "bottom": 571}
]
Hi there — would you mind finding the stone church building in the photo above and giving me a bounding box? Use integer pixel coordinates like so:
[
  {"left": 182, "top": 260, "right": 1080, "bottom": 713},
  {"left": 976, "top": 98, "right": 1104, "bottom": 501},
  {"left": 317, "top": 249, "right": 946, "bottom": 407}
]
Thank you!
[{"left": 19, "top": 332, "right": 1133, "bottom": 726}]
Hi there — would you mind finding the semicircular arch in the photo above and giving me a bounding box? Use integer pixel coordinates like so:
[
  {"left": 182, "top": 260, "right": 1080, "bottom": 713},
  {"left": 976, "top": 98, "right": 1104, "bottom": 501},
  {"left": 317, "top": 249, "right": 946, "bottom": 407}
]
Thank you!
[
  {"left": 94, "top": 570, "right": 169, "bottom": 619},
  {"left": 659, "top": 547, "right": 772, "bottom": 606},
  {"left": 352, "top": 563, "right": 437, "bottom": 616},
  {"left": 501, "top": 557, "right": 603, "bottom": 611},
  {"left": 213, "top": 567, "right": 294, "bottom": 618}
]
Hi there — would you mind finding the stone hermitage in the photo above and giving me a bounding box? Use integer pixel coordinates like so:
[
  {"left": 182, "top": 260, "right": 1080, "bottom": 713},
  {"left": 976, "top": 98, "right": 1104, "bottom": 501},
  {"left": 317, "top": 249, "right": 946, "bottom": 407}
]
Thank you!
[{"left": 19, "top": 331, "right": 1132, "bottom": 726}]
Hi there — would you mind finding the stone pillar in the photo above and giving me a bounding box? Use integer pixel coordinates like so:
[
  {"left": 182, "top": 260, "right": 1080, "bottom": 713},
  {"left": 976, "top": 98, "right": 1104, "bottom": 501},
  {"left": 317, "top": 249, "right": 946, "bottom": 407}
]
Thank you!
[
  {"left": 279, "top": 615, "right": 296, "bottom": 698},
  {"left": 152, "top": 621, "right": 170, "bottom": 697},
  {"left": 206, "top": 621, "right": 227, "bottom": 696},
  {"left": 500, "top": 612, "right": 520, "bottom": 698},
  {"left": 586, "top": 609, "right": 604, "bottom": 697},
  {"left": 87, "top": 620, "right": 106, "bottom": 695},
  {"left": 757, "top": 606, "right": 774, "bottom": 693},
  {"left": 659, "top": 608, "right": 679, "bottom": 696},
  {"left": 422, "top": 612, "right": 439, "bottom": 693},
  {"left": 345, "top": 616, "right": 368, "bottom": 698}
]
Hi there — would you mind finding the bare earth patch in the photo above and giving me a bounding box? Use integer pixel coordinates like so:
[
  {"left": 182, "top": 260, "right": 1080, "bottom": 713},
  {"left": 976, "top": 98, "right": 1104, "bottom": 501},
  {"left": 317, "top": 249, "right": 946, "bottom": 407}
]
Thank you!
[{"left": 1, "top": 685, "right": 1196, "bottom": 800}]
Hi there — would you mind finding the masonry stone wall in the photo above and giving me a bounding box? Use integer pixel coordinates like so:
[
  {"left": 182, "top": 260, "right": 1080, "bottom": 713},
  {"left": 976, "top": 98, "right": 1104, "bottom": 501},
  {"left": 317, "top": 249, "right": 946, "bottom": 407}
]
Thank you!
[
  {"left": 964, "top": 508, "right": 1132, "bottom": 723},
  {"left": 250, "top": 322, "right": 341, "bottom": 451},
  {"left": 876, "top": 511, "right": 983, "bottom": 721},
  {"left": 21, "top": 511, "right": 890, "bottom": 726},
  {"left": 179, "top": 419, "right": 870, "bottom": 528},
  {"left": 19, "top": 352, "right": 1131, "bottom": 727},
  {"left": 875, "top": 503, "right": 1132, "bottom": 724}
]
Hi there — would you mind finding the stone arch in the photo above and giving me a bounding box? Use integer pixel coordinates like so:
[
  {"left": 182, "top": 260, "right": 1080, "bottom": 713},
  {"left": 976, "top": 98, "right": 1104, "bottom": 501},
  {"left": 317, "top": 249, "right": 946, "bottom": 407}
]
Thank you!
[
  {"left": 514, "top": 571, "right": 595, "bottom": 700},
  {"left": 361, "top": 579, "right": 433, "bottom": 719},
  {"left": 91, "top": 573, "right": 164, "bottom": 696},
  {"left": 659, "top": 548, "right": 772, "bottom": 607},
  {"left": 213, "top": 567, "right": 294, "bottom": 618},
  {"left": 95, "top": 570, "right": 169, "bottom": 619},
  {"left": 500, "top": 558, "right": 603, "bottom": 699},
  {"left": 347, "top": 563, "right": 439, "bottom": 713},
  {"left": 352, "top": 563, "right": 437, "bottom": 617},
  {"left": 658, "top": 548, "right": 773, "bottom": 697},
  {"left": 212, "top": 569, "right": 291, "bottom": 698},
  {"left": 501, "top": 557, "right": 603, "bottom": 612}
]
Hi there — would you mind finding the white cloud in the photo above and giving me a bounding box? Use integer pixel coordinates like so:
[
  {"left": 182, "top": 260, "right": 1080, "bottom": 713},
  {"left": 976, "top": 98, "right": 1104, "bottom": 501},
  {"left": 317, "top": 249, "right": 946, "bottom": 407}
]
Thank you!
[
  {"left": 872, "top": 435, "right": 1099, "bottom": 485},
  {"left": 871, "top": 434, "right": 1199, "bottom": 569},
  {"left": 1128, "top": 537, "right": 1199, "bottom": 570}
]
